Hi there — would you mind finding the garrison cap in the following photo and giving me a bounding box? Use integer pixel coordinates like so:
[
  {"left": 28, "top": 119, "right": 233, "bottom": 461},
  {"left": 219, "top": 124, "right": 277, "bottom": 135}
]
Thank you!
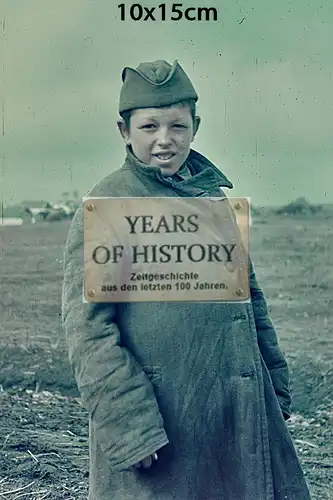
[{"left": 119, "top": 59, "right": 198, "bottom": 114}]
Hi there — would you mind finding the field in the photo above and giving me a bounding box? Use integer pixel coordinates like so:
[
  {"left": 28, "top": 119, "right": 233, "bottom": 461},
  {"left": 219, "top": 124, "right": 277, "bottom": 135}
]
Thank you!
[{"left": 0, "top": 214, "right": 332, "bottom": 499}]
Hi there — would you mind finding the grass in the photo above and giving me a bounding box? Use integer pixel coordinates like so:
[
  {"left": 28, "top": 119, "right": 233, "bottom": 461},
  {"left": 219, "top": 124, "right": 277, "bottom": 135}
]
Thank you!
[{"left": 0, "top": 214, "right": 332, "bottom": 499}]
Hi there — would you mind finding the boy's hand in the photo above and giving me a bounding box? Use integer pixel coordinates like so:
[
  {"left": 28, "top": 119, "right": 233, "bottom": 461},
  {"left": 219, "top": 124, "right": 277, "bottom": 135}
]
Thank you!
[{"left": 132, "top": 452, "right": 158, "bottom": 470}]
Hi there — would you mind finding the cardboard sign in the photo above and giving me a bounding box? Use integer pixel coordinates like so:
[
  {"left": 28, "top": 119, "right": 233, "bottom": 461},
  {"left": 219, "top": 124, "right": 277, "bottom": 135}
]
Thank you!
[{"left": 83, "top": 197, "right": 250, "bottom": 303}]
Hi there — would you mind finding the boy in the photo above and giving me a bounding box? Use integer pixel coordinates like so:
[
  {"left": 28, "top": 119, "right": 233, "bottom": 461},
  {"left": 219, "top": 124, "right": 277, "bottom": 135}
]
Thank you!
[{"left": 62, "top": 60, "right": 311, "bottom": 499}]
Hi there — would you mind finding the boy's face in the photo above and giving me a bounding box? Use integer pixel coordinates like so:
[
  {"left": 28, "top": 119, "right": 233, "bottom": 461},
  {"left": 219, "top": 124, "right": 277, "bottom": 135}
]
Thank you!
[{"left": 118, "top": 103, "right": 200, "bottom": 176}]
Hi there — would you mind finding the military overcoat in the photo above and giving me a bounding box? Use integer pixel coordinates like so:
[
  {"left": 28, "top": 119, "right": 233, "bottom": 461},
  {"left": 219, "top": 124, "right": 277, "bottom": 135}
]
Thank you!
[{"left": 62, "top": 147, "right": 311, "bottom": 499}]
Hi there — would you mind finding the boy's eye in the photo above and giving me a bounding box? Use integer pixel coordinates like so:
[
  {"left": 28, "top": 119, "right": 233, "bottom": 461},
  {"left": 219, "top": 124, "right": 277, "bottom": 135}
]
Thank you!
[
  {"left": 141, "top": 124, "right": 156, "bottom": 129},
  {"left": 139, "top": 123, "right": 187, "bottom": 130}
]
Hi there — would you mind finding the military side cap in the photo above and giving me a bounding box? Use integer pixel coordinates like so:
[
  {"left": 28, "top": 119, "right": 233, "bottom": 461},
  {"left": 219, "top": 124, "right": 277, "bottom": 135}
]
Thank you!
[{"left": 119, "top": 59, "right": 198, "bottom": 114}]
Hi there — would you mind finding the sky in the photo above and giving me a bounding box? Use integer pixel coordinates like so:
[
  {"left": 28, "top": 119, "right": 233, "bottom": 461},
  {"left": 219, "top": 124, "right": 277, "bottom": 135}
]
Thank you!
[{"left": 1, "top": 0, "right": 332, "bottom": 207}]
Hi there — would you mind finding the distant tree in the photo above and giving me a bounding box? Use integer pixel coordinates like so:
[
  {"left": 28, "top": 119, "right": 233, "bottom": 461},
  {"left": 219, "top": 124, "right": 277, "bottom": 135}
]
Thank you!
[
  {"left": 61, "top": 191, "right": 70, "bottom": 202},
  {"left": 72, "top": 189, "right": 79, "bottom": 201},
  {"left": 275, "top": 197, "right": 322, "bottom": 216}
]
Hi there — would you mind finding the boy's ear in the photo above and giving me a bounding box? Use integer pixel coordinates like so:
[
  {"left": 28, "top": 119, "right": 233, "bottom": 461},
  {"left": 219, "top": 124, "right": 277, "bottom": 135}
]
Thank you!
[
  {"left": 117, "top": 119, "right": 131, "bottom": 145},
  {"left": 192, "top": 116, "right": 201, "bottom": 140}
]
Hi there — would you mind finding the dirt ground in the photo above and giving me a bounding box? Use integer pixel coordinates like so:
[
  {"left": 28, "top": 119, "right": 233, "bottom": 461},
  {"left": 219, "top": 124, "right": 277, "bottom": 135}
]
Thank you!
[{"left": 0, "top": 214, "right": 332, "bottom": 499}]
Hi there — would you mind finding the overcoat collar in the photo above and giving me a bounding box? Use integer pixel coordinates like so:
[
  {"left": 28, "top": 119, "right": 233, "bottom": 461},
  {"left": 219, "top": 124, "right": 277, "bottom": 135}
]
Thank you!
[{"left": 124, "top": 146, "right": 233, "bottom": 194}]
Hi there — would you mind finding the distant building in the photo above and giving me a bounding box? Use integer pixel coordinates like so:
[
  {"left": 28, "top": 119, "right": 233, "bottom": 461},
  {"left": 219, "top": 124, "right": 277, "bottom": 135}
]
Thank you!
[
  {"left": 1, "top": 197, "right": 79, "bottom": 226},
  {"left": 1, "top": 204, "right": 33, "bottom": 224},
  {"left": 20, "top": 201, "right": 52, "bottom": 224},
  {"left": 0, "top": 217, "right": 23, "bottom": 226}
]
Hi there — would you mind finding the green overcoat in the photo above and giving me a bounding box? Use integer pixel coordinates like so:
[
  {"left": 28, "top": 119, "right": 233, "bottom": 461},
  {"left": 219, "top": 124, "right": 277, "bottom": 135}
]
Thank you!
[{"left": 62, "top": 147, "right": 311, "bottom": 499}]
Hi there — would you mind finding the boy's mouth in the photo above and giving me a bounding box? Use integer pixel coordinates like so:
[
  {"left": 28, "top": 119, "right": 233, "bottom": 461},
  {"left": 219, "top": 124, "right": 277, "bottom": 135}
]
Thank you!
[{"left": 153, "top": 152, "right": 175, "bottom": 162}]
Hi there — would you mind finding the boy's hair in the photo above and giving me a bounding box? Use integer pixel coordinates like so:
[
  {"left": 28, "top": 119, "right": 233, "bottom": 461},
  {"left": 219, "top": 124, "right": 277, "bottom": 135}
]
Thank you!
[{"left": 120, "top": 99, "right": 197, "bottom": 130}]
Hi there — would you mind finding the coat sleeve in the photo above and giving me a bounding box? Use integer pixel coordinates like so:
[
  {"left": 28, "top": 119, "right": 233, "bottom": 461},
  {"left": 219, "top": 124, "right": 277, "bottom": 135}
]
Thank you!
[
  {"left": 61, "top": 205, "right": 169, "bottom": 471},
  {"left": 249, "top": 261, "right": 292, "bottom": 420}
]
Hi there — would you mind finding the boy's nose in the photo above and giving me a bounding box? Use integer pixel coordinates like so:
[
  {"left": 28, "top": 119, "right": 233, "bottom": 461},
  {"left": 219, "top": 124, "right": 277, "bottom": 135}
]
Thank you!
[{"left": 156, "top": 128, "right": 172, "bottom": 145}]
